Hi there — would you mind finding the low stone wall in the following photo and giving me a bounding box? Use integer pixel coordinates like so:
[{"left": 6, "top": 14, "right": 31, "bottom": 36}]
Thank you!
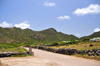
[
  {"left": 33, "top": 46, "right": 100, "bottom": 56},
  {"left": 0, "top": 52, "right": 29, "bottom": 57}
]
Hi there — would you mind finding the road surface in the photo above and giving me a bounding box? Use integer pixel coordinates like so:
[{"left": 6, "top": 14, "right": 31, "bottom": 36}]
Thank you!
[{"left": 25, "top": 47, "right": 100, "bottom": 66}]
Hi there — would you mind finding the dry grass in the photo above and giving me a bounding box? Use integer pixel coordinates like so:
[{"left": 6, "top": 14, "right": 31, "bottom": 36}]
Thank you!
[
  {"left": 0, "top": 47, "right": 27, "bottom": 53},
  {"left": 74, "top": 54, "right": 100, "bottom": 61},
  {"left": 50, "top": 42, "right": 100, "bottom": 61},
  {"left": 50, "top": 42, "right": 100, "bottom": 50}
]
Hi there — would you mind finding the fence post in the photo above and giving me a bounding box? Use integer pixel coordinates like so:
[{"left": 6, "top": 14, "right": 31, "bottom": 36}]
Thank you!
[{"left": 29, "top": 47, "right": 34, "bottom": 55}]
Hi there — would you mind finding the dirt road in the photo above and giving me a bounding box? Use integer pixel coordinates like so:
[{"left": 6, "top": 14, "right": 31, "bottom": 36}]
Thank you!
[
  {"left": 0, "top": 48, "right": 100, "bottom": 66},
  {"left": 0, "top": 56, "right": 60, "bottom": 66},
  {"left": 25, "top": 48, "right": 100, "bottom": 66}
]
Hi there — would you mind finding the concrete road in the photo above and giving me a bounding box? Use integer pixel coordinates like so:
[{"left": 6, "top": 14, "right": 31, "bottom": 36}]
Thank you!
[{"left": 25, "top": 48, "right": 100, "bottom": 66}]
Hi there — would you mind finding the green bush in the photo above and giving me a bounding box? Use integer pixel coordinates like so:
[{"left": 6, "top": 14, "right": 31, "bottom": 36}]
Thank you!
[
  {"left": 52, "top": 42, "right": 59, "bottom": 46},
  {"left": 25, "top": 44, "right": 31, "bottom": 47},
  {"left": 67, "top": 40, "right": 78, "bottom": 44},
  {"left": 82, "top": 38, "right": 90, "bottom": 42}
]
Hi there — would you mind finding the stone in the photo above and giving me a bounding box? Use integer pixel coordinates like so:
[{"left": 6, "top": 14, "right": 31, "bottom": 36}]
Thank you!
[
  {"left": 88, "top": 50, "right": 95, "bottom": 56},
  {"left": 89, "top": 44, "right": 93, "bottom": 47},
  {"left": 29, "top": 47, "right": 34, "bottom": 55},
  {"left": 96, "top": 50, "right": 100, "bottom": 56},
  {"left": 81, "top": 50, "right": 90, "bottom": 54},
  {"left": 65, "top": 48, "right": 77, "bottom": 55}
]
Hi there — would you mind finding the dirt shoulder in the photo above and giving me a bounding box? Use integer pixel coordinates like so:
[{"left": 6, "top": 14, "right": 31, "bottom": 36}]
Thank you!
[
  {"left": 0, "top": 56, "right": 61, "bottom": 66},
  {"left": 25, "top": 48, "right": 100, "bottom": 66}
]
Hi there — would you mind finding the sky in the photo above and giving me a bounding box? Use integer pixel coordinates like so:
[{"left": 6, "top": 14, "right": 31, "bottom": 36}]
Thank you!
[{"left": 0, "top": 0, "right": 100, "bottom": 38}]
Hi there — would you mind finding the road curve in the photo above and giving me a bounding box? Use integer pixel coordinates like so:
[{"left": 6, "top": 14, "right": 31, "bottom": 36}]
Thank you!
[{"left": 25, "top": 48, "right": 100, "bottom": 66}]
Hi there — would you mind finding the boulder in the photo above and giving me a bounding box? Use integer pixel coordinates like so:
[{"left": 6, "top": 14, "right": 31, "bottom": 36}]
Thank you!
[
  {"left": 65, "top": 48, "right": 77, "bottom": 55},
  {"left": 96, "top": 50, "right": 100, "bottom": 56},
  {"left": 89, "top": 44, "right": 93, "bottom": 47},
  {"left": 88, "top": 50, "right": 95, "bottom": 56},
  {"left": 56, "top": 48, "right": 66, "bottom": 54},
  {"left": 81, "top": 50, "right": 90, "bottom": 54}
]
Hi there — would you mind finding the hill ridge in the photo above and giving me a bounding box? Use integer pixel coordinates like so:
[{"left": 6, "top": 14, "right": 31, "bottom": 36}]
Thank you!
[{"left": 0, "top": 27, "right": 100, "bottom": 43}]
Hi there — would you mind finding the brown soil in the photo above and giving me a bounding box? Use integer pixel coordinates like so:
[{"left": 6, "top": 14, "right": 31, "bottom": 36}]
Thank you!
[{"left": 0, "top": 56, "right": 61, "bottom": 66}]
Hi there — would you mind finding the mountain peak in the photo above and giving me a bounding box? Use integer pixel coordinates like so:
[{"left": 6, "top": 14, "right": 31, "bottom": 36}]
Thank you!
[{"left": 48, "top": 28, "right": 57, "bottom": 32}]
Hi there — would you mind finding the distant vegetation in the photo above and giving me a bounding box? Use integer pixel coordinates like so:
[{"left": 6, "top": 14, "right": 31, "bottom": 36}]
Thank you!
[
  {"left": 0, "top": 27, "right": 79, "bottom": 44},
  {"left": 0, "top": 43, "right": 27, "bottom": 53},
  {"left": 50, "top": 42, "right": 100, "bottom": 50},
  {"left": 0, "top": 43, "right": 24, "bottom": 49},
  {"left": 0, "top": 27, "right": 100, "bottom": 60},
  {"left": 0, "top": 27, "right": 100, "bottom": 44}
]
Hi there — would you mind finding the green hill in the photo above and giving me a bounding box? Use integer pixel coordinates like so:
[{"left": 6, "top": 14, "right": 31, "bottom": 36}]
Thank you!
[
  {"left": 0, "top": 27, "right": 99, "bottom": 44},
  {"left": 80, "top": 31, "right": 100, "bottom": 39},
  {"left": 0, "top": 27, "right": 79, "bottom": 43}
]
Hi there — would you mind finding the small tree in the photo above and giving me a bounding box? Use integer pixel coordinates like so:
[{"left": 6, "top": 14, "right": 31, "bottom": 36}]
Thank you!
[
  {"left": 52, "top": 42, "right": 59, "bottom": 46},
  {"left": 25, "top": 44, "right": 31, "bottom": 47},
  {"left": 82, "top": 38, "right": 90, "bottom": 42},
  {"left": 67, "top": 40, "right": 78, "bottom": 44}
]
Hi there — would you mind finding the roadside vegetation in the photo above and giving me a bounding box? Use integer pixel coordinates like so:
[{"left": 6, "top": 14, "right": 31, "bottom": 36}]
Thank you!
[
  {"left": 0, "top": 43, "right": 27, "bottom": 53},
  {"left": 48, "top": 40, "right": 100, "bottom": 61},
  {"left": 0, "top": 47, "right": 27, "bottom": 53},
  {"left": 74, "top": 54, "right": 100, "bottom": 61},
  {"left": 0, "top": 37, "right": 100, "bottom": 60},
  {"left": 50, "top": 42, "right": 100, "bottom": 50}
]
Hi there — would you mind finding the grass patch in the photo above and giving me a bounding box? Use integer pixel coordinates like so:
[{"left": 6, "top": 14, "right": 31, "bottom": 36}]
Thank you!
[
  {"left": 0, "top": 43, "right": 28, "bottom": 53},
  {"left": 0, "top": 43, "right": 25, "bottom": 49},
  {"left": 74, "top": 54, "right": 100, "bottom": 61},
  {"left": 10, "top": 54, "right": 32, "bottom": 57},
  {"left": 0, "top": 47, "right": 27, "bottom": 53},
  {"left": 50, "top": 42, "right": 100, "bottom": 50}
]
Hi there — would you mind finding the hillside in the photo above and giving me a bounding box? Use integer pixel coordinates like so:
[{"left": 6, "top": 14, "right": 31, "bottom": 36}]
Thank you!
[
  {"left": 80, "top": 31, "right": 100, "bottom": 39},
  {"left": 0, "top": 27, "right": 79, "bottom": 43},
  {"left": 0, "top": 27, "right": 100, "bottom": 44}
]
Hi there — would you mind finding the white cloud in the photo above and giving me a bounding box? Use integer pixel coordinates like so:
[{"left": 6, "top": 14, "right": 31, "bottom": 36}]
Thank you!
[
  {"left": 43, "top": 1, "right": 56, "bottom": 6},
  {"left": 94, "top": 28, "right": 100, "bottom": 32},
  {"left": 73, "top": 4, "right": 100, "bottom": 16},
  {"left": 57, "top": 16, "right": 70, "bottom": 20},
  {"left": 14, "top": 20, "right": 30, "bottom": 29},
  {"left": 0, "top": 21, "right": 12, "bottom": 27}
]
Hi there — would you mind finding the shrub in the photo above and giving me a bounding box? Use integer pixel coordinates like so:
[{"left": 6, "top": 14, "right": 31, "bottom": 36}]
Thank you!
[
  {"left": 52, "top": 42, "right": 59, "bottom": 46},
  {"left": 67, "top": 40, "right": 78, "bottom": 44},
  {"left": 82, "top": 38, "right": 90, "bottom": 42},
  {"left": 25, "top": 44, "right": 31, "bottom": 47}
]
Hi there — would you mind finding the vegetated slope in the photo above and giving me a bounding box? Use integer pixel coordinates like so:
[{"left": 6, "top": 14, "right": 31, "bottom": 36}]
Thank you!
[
  {"left": 88, "top": 31, "right": 100, "bottom": 38},
  {"left": 80, "top": 31, "right": 100, "bottom": 39},
  {"left": 0, "top": 27, "right": 79, "bottom": 43},
  {"left": 39, "top": 28, "right": 79, "bottom": 42}
]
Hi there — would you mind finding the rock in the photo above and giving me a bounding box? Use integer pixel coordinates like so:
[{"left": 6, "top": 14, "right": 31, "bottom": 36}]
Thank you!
[
  {"left": 96, "top": 50, "right": 100, "bottom": 56},
  {"left": 29, "top": 47, "right": 34, "bottom": 55},
  {"left": 56, "top": 48, "right": 66, "bottom": 54},
  {"left": 33, "top": 46, "right": 38, "bottom": 48},
  {"left": 89, "top": 44, "right": 93, "bottom": 47},
  {"left": 0, "top": 52, "right": 28, "bottom": 57},
  {"left": 88, "top": 50, "right": 95, "bottom": 56},
  {"left": 81, "top": 50, "right": 90, "bottom": 54},
  {"left": 47, "top": 48, "right": 55, "bottom": 52},
  {"left": 65, "top": 48, "right": 77, "bottom": 55},
  {"left": 77, "top": 50, "right": 82, "bottom": 54}
]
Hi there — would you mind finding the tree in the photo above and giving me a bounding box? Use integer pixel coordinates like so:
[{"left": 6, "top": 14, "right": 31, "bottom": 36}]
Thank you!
[{"left": 82, "top": 38, "right": 90, "bottom": 42}]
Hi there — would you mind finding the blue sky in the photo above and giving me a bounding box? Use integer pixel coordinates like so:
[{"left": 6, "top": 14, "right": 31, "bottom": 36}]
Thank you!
[{"left": 0, "top": 0, "right": 100, "bottom": 37}]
